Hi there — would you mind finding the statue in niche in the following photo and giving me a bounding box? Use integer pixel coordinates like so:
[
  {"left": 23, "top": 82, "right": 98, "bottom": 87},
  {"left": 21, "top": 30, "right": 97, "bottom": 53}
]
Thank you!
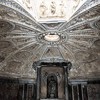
[
  {"left": 59, "top": 1, "right": 65, "bottom": 17},
  {"left": 47, "top": 75, "right": 58, "bottom": 98},
  {"left": 72, "top": 0, "right": 80, "bottom": 10},
  {"left": 39, "top": 2, "right": 47, "bottom": 17},
  {"left": 50, "top": 1, "right": 56, "bottom": 15},
  {"left": 23, "top": 0, "right": 32, "bottom": 9}
]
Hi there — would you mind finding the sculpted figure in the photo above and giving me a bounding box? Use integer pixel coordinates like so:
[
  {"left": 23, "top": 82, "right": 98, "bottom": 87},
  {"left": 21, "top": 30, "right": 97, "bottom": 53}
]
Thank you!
[
  {"left": 59, "top": 1, "right": 65, "bottom": 17},
  {"left": 39, "top": 2, "right": 47, "bottom": 17},
  {"left": 50, "top": 1, "right": 56, "bottom": 15},
  {"left": 23, "top": 0, "right": 32, "bottom": 9},
  {"left": 47, "top": 75, "right": 58, "bottom": 98}
]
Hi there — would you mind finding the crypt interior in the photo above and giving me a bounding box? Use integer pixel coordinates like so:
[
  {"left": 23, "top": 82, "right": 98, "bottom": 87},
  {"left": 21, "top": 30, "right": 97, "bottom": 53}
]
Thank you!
[{"left": 0, "top": 0, "right": 100, "bottom": 100}]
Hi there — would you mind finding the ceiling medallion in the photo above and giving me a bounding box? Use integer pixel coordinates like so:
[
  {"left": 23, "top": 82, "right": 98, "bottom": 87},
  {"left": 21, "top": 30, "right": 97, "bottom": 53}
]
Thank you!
[{"left": 37, "top": 32, "right": 67, "bottom": 45}]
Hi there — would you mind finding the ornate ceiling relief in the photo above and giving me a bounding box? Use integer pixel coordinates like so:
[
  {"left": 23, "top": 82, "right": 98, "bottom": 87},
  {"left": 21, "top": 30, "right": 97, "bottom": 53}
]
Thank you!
[
  {"left": 91, "top": 19, "right": 100, "bottom": 30},
  {"left": 34, "top": 0, "right": 86, "bottom": 22},
  {"left": 0, "top": 0, "right": 99, "bottom": 80},
  {"left": 0, "top": 4, "right": 45, "bottom": 32},
  {"left": 42, "top": 47, "right": 63, "bottom": 60},
  {"left": 37, "top": 32, "right": 67, "bottom": 45},
  {"left": 38, "top": 0, "right": 66, "bottom": 19},
  {"left": 94, "top": 39, "right": 100, "bottom": 48},
  {"left": 75, "top": 50, "right": 98, "bottom": 63},
  {"left": 69, "top": 48, "right": 100, "bottom": 78},
  {"left": 0, "top": 21, "right": 15, "bottom": 32},
  {"left": 0, "top": 0, "right": 44, "bottom": 79},
  {"left": 59, "top": 1, "right": 100, "bottom": 30},
  {"left": 91, "top": 39, "right": 100, "bottom": 53},
  {"left": 0, "top": 41, "right": 17, "bottom": 64},
  {"left": 59, "top": 0, "right": 100, "bottom": 79},
  {"left": 2, "top": 60, "right": 23, "bottom": 73}
]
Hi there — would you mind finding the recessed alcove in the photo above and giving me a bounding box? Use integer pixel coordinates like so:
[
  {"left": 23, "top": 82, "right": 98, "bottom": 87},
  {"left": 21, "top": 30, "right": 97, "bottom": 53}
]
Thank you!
[{"left": 32, "top": 61, "right": 72, "bottom": 100}]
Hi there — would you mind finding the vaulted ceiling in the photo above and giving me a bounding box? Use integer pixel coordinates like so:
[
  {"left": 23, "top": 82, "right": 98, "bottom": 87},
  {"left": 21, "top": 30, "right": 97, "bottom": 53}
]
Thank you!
[{"left": 0, "top": 0, "right": 100, "bottom": 80}]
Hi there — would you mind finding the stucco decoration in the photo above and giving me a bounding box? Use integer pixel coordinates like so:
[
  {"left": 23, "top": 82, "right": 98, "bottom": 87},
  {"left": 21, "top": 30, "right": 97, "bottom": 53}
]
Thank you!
[
  {"left": 0, "top": 21, "right": 15, "bottom": 32},
  {"left": 0, "top": 0, "right": 99, "bottom": 79}
]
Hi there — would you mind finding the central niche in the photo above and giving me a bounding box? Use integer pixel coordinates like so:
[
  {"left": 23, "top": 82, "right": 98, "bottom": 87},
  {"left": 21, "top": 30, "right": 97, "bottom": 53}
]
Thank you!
[
  {"left": 40, "top": 65, "right": 65, "bottom": 99},
  {"left": 34, "top": 61, "right": 72, "bottom": 100},
  {"left": 47, "top": 74, "right": 58, "bottom": 98}
]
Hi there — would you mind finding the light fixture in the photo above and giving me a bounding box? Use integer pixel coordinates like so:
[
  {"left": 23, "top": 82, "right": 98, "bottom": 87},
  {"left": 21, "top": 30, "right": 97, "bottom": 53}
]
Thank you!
[{"left": 44, "top": 34, "right": 60, "bottom": 42}]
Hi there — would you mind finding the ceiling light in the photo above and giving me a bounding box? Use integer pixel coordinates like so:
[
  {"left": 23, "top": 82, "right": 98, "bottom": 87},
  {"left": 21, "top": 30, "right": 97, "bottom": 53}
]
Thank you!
[{"left": 44, "top": 34, "right": 60, "bottom": 42}]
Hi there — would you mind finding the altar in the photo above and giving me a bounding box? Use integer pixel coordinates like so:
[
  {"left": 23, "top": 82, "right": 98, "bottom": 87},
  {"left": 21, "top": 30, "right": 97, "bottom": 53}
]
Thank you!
[{"left": 33, "top": 61, "right": 72, "bottom": 100}]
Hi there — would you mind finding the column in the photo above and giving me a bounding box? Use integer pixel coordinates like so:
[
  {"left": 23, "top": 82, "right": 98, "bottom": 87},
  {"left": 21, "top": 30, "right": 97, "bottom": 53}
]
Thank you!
[
  {"left": 64, "top": 66, "right": 69, "bottom": 100},
  {"left": 24, "top": 84, "right": 28, "bottom": 100},
  {"left": 37, "top": 66, "right": 41, "bottom": 100},
  {"left": 17, "top": 84, "right": 24, "bottom": 100},
  {"left": 33, "top": 83, "right": 37, "bottom": 100},
  {"left": 81, "top": 84, "right": 88, "bottom": 100}
]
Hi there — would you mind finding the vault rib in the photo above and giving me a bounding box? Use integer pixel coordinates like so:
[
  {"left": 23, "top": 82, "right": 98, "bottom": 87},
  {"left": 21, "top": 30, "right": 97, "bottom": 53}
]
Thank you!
[
  {"left": 4, "top": 41, "right": 37, "bottom": 62},
  {"left": 56, "top": 46, "right": 64, "bottom": 59},
  {"left": 16, "top": 39, "right": 37, "bottom": 47},
  {"left": 57, "top": 45, "right": 67, "bottom": 60},
  {"left": 6, "top": 36, "right": 36, "bottom": 39},
  {"left": 62, "top": 44, "right": 75, "bottom": 60},
  {"left": 69, "top": 39, "right": 90, "bottom": 47},
  {"left": 39, "top": 45, "right": 48, "bottom": 60},
  {"left": 20, "top": 44, "right": 43, "bottom": 68},
  {"left": 67, "top": 41, "right": 88, "bottom": 50}
]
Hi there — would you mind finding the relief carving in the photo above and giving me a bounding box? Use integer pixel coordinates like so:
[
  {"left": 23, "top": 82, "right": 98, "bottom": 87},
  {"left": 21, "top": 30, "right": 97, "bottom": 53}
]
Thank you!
[{"left": 0, "top": 0, "right": 99, "bottom": 79}]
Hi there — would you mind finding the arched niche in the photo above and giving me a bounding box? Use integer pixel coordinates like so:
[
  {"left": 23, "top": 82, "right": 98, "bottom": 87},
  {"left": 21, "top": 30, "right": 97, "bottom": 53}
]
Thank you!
[{"left": 47, "top": 74, "right": 58, "bottom": 98}]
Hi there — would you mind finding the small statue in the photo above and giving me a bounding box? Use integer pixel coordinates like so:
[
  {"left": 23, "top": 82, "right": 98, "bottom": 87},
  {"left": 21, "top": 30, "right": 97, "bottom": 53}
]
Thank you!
[
  {"left": 39, "top": 2, "right": 47, "bottom": 17},
  {"left": 59, "top": 1, "right": 65, "bottom": 17},
  {"left": 23, "top": 0, "right": 32, "bottom": 9},
  {"left": 47, "top": 75, "right": 58, "bottom": 98},
  {"left": 50, "top": 1, "right": 56, "bottom": 15}
]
